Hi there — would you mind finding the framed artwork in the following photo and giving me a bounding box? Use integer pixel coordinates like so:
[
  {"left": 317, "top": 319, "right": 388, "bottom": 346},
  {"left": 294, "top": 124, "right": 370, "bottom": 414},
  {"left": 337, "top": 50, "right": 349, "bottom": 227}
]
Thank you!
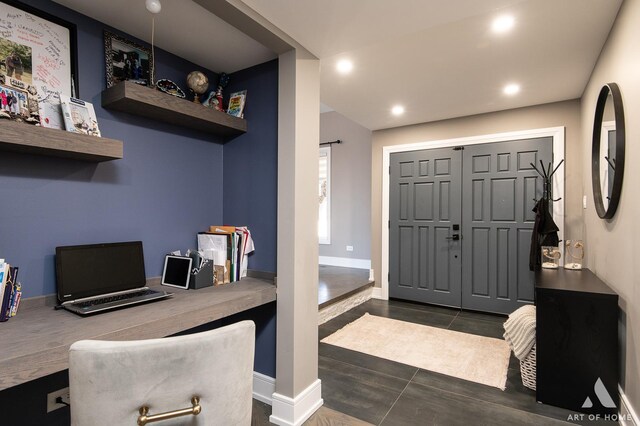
[
  {"left": 104, "top": 31, "right": 154, "bottom": 88},
  {"left": 0, "top": 0, "right": 79, "bottom": 98}
]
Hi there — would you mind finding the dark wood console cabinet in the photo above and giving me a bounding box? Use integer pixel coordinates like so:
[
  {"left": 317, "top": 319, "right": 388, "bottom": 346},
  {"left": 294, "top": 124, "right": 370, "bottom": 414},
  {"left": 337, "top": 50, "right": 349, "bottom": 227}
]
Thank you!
[{"left": 535, "top": 268, "right": 618, "bottom": 414}]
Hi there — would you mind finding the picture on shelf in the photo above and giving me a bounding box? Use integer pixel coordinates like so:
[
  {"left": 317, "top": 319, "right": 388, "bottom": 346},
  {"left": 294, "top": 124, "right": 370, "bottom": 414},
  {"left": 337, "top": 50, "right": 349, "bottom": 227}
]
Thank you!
[
  {"left": 0, "top": 83, "right": 30, "bottom": 119},
  {"left": 227, "top": 90, "right": 246, "bottom": 118},
  {"left": 0, "top": 37, "right": 32, "bottom": 86},
  {"left": 60, "top": 95, "right": 101, "bottom": 137},
  {"left": 104, "top": 31, "right": 154, "bottom": 88}
]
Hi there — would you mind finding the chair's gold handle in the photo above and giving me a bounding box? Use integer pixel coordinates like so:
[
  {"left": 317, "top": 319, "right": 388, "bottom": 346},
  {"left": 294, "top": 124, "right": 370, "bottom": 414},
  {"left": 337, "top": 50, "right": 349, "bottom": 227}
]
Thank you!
[{"left": 137, "top": 396, "right": 201, "bottom": 425}]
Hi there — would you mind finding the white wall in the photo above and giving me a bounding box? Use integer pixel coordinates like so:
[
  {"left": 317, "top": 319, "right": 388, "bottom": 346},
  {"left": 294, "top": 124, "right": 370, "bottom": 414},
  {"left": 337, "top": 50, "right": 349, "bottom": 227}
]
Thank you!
[
  {"left": 319, "top": 111, "right": 372, "bottom": 262},
  {"left": 580, "top": 0, "right": 640, "bottom": 413}
]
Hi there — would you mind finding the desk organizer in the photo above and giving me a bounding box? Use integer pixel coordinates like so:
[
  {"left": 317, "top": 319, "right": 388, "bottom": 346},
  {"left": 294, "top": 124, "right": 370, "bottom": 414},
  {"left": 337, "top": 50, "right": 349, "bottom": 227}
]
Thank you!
[{"left": 189, "top": 260, "right": 213, "bottom": 289}]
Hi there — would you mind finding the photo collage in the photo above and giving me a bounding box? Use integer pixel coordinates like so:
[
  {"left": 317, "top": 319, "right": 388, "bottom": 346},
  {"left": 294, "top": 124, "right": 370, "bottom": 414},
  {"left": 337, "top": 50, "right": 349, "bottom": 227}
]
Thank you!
[{"left": 0, "top": 36, "right": 38, "bottom": 122}]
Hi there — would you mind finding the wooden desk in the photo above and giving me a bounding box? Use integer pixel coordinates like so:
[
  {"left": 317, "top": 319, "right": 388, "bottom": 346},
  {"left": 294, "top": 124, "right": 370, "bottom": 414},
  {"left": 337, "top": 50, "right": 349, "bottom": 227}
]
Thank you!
[{"left": 0, "top": 278, "right": 276, "bottom": 391}]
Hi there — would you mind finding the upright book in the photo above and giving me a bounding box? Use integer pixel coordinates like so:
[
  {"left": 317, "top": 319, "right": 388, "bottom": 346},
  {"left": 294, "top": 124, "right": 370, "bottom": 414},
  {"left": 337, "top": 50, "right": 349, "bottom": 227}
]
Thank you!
[
  {"left": 60, "top": 95, "right": 101, "bottom": 137},
  {"left": 0, "top": 262, "right": 11, "bottom": 322}
]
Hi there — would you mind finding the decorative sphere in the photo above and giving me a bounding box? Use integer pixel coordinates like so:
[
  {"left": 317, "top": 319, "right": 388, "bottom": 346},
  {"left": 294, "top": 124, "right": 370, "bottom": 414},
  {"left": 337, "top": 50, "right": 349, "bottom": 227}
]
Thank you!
[
  {"left": 145, "top": 0, "right": 162, "bottom": 14},
  {"left": 186, "top": 71, "right": 209, "bottom": 95}
]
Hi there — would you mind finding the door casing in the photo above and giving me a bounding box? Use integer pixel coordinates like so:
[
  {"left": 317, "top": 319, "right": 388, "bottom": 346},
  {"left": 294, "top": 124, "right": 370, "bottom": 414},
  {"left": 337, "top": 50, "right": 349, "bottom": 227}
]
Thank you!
[{"left": 380, "top": 127, "right": 565, "bottom": 301}]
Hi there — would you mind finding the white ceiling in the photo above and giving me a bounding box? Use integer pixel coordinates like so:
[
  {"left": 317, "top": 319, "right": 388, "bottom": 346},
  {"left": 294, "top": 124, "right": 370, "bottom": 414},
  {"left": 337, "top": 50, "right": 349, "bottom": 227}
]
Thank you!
[
  {"left": 55, "top": 0, "right": 622, "bottom": 131},
  {"left": 241, "top": 0, "right": 623, "bottom": 130},
  {"left": 53, "top": 0, "right": 276, "bottom": 73}
]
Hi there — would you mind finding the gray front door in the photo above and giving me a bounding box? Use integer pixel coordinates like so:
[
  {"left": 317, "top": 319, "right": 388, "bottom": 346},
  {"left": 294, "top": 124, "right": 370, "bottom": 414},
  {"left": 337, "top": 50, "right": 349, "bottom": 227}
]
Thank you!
[
  {"left": 389, "top": 148, "right": 462, "bottom": 307},
  {"left": 461, "top": 138, "right": 552, "bottom": 313},
  {"left": 389, "top": 137, "right": 552, "bottom": 314}
]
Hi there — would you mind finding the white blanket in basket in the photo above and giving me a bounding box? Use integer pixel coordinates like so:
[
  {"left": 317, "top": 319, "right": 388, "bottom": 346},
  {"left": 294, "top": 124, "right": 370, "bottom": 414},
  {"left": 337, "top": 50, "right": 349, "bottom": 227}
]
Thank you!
[{"left": 503, "top": 304, "right": 536, "bottom": 361}]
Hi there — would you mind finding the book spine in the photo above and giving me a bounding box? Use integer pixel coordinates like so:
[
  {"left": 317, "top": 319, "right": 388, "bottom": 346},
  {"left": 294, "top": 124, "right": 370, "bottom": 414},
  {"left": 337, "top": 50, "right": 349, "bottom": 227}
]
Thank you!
[
  {"left": 0, "top": 261, "right": 6, "bottom": 319},
  {"left": 7, "top": 267, "right": 18, "bottom": 316},
  {"left": 0, "top": 283, "right": 12, "bottom": 322},
  {"left": 10, "top": 283, "right": 21, "bottom": 317},
  {"left": 11, "top": 283, "right": 22, "bottom": 317}
]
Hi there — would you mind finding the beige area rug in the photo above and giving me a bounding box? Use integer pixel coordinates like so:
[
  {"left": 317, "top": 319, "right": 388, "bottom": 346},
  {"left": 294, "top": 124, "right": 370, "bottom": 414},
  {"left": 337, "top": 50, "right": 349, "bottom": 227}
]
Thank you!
[{"left": 321, "top": 313, "right": 511, "bottom": 390}]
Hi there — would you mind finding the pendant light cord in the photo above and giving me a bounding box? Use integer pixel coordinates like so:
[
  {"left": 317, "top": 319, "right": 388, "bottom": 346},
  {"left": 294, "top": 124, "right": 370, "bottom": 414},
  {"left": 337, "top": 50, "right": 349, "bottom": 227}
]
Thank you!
[{"left": 151, "top": 16, "right": 155, "bottom": 87}]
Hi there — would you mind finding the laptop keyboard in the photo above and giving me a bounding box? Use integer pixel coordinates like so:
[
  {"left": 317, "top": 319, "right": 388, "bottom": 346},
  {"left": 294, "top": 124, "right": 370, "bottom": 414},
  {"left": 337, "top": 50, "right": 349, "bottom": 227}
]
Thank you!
[{"left": 76, "top": 289, "right": 157, "bottom": 308}]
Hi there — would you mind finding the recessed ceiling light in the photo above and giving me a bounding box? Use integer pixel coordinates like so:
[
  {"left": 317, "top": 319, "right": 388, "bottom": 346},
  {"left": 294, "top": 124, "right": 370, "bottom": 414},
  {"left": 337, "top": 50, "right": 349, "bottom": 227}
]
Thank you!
[
  {"left": 492, "top": 15, "right": 515, "bottom": 34},
  {"left": 391, "top": 105, "right": 405, "bottom": 116},
  {"left": 503, "top": 83, "right": 520, "bottom": 96},
  {"left": 336, "top": 59, "right": 353, "bottom": 74}
]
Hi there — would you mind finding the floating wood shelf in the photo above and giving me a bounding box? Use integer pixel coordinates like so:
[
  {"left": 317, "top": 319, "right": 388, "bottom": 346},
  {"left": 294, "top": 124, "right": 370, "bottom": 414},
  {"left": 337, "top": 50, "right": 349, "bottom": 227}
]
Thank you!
[
  {"left": 0, "top": 120, "right": 123, "bottom": 162},
  {"left": 102, "top": 81, "right": 247, "bottom": 139}
]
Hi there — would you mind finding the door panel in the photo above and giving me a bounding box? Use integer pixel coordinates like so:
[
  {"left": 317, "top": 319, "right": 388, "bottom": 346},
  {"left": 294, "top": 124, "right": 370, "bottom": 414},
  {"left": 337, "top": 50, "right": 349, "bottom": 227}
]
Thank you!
[
  {"left": 389, "top": 137, "right": 553, "bottom": 314},
  {"left": 389, "top": 148, "right": 462, "bottom": 307},
  {"left": 461, "top": 138, "right": 552, "bottom": 314}
]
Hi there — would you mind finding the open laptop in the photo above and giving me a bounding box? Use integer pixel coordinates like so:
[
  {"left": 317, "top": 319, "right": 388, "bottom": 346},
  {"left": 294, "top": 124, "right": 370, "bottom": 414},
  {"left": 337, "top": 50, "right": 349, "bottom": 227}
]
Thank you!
[{"left": 56, "top": 241, "right": 172, "bottom": 315}]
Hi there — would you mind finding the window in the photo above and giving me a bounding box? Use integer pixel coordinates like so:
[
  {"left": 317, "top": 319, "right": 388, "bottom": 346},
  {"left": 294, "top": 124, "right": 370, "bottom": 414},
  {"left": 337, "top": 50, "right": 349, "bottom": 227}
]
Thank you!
[{"left": 318, "top": 146, "right": 331, "bottom": 244}]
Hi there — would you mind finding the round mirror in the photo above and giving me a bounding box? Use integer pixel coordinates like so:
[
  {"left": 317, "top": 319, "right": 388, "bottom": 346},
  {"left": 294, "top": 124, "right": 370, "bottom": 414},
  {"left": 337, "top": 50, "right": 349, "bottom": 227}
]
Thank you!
[{"left": 592, "top": 83, "right": 625, "bottom": 219}]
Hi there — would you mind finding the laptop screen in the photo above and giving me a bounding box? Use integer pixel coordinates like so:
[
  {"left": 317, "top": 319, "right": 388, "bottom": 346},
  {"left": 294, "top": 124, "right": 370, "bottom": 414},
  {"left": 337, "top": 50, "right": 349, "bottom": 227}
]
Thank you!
[{"left": 56, "top": 241, "right": 147, "bottom": 303}]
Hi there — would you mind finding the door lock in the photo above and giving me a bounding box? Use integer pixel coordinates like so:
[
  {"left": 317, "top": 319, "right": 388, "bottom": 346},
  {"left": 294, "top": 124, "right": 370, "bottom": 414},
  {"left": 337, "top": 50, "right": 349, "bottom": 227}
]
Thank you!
[{"left": 445, "top": 234, "right": 461, "bottom": 241}]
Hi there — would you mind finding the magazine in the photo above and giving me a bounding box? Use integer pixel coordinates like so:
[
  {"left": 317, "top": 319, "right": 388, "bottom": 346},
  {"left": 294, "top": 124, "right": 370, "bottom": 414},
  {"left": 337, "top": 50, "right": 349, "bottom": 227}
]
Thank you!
[
  {"left": 38, "top": 91, "right": 64, "bottom": 129},
  {"left": 60, "top": 95, "right": 101, "bottom": 137},
  {"left": 226, "top": 90, "right": 246, "bottom": 118}
]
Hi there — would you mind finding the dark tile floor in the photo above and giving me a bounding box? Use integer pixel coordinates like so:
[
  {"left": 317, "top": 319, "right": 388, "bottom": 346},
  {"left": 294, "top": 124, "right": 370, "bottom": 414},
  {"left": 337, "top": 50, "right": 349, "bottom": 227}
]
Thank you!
[{"left": 317, "top": 299, "right": 613, "bottom": 426}]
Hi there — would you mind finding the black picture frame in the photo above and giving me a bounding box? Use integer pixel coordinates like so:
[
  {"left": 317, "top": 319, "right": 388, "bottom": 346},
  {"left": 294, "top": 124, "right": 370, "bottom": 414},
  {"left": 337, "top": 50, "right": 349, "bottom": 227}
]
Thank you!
[
  {"left": 591, "top": 83, "right": 625, "bottom": 220},
  {"left": 104, "top": 31, "right": 154, "bottom": 88},
  {"left": 0, "top": 0, "right": 79, "bottom": 97}
]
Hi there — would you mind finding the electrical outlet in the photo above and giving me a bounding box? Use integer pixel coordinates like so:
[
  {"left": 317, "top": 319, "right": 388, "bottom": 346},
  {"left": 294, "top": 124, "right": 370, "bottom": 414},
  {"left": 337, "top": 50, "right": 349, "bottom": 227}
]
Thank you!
[
  {"left": 346, "top": 246, "right": 354, "bottom": 252},
  {"left": 47, "top": 387, "right": 70, "bottom": 413}
]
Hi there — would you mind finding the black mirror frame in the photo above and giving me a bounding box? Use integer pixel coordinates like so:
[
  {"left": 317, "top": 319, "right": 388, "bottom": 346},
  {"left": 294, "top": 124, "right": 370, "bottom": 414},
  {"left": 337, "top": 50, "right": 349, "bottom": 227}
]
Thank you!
[{"left": 592, "top": 83, "right": 625, "bottom": 219}]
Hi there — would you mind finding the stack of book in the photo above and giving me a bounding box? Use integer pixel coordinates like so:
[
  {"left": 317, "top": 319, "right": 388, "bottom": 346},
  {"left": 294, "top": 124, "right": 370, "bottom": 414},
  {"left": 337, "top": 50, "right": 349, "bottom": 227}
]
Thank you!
[
  {"left": 0, "top": 259, "right": 22, "bottom": 322},
  {"left": 197, "top": 226, "right": 254, "bottom": 285}
]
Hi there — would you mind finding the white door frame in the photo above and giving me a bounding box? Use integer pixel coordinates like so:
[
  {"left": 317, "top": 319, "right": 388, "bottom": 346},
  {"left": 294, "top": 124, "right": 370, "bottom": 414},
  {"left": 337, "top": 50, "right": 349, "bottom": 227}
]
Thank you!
[{"left": 379, "top": 126, "right": 565, "bottom": 300}]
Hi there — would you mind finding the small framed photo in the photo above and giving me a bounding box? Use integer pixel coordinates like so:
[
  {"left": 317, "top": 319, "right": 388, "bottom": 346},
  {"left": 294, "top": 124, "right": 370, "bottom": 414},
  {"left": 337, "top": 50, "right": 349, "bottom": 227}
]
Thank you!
[
  {"left": 227, "top": 90, "right": 246, "bottom": 118},
  {"left": 104, "top": 31, "right": 154, "bottom": 88},
  {"left": 0, "top": 83, "right": 33, "bottom": 121}
]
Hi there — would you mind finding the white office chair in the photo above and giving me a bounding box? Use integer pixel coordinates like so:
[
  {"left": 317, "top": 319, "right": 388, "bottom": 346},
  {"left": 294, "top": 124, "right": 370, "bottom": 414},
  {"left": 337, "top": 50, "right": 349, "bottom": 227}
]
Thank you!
[{"left": 68, "top": 320, "right": 255, "bottom": 426}]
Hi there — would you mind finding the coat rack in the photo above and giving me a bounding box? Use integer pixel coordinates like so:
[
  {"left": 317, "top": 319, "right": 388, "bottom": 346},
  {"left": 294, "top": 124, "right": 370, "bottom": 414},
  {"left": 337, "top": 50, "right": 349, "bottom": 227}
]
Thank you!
[
  {"left": 531, "top": 159, "right": 564, "bottom": 203},
  {"left": 604, "top": 156, "right": 616, "bottom": 171}
]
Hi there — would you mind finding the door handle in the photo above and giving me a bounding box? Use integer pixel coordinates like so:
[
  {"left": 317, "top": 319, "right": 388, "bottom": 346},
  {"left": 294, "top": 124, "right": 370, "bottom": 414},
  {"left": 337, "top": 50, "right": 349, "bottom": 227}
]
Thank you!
[{"left": 445, "top": 234, "right": 461, "bottom": 241}]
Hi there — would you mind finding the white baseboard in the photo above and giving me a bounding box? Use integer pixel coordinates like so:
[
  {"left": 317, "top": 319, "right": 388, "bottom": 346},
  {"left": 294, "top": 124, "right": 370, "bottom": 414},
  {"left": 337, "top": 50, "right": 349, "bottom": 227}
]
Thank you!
[
  {"left": 619, "top": 386, "right": 639, "bottom": 426},
  {"left": 319, "top": 256, "right": 371, "bottom": 270},
  {"left": 253, "top": 371, "right": 275, "bottom": 405},
  {"left": 372, "top": 286, "right": 386, "bottom": 300},
  {"left": 269, "top": 379, "right": 323, "bottom": 426}
]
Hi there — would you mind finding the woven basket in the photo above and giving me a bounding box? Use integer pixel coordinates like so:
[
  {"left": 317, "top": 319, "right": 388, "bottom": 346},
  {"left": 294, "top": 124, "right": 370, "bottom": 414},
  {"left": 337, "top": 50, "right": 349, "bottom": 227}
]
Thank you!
[{"left": 520, "top": 343, "right": 537, "bottom": 391}]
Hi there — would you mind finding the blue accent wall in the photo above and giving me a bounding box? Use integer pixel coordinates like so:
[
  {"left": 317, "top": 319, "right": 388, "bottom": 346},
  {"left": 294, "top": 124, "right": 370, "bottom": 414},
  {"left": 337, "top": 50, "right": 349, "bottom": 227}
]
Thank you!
[
  {"left": 223, "top": 58, "right": 279, "bottom": 379},
  {"left": 0, "top": 0, "right": 232, "bottom": 298},
  {"left": 225, "top": 60, "right": 278, "bottom": 273},
  {"left": 0, "top": 0, "right": 278, "bottom": 397}
]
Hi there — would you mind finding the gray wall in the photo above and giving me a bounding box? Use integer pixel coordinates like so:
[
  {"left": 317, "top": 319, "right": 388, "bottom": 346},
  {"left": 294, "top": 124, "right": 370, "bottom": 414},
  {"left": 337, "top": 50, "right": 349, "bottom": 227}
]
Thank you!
[
  {"left": 580, "top": 0, "right": 640, "bottom": 412},
  {"left": 319, "top": 111, "right": 372, "bottom": 261}
]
